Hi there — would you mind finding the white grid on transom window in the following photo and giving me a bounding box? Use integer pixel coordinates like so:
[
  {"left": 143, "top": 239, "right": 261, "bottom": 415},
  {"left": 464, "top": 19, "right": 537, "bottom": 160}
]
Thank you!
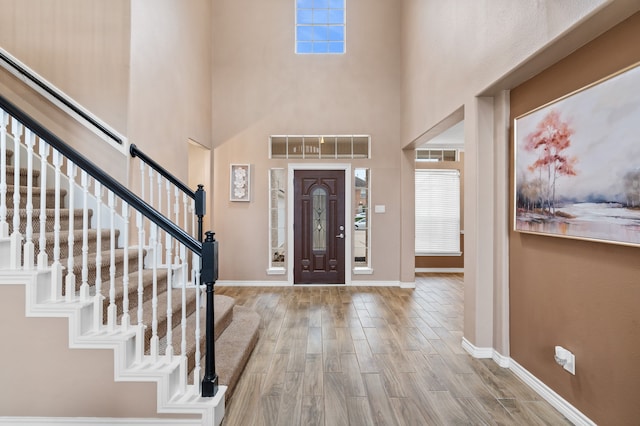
[{"left": 270, "top": 135, "right": 369, "bottom": 159}]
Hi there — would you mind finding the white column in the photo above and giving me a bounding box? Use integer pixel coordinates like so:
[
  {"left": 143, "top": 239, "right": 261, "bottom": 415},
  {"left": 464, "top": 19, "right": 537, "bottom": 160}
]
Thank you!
[{"left": 464, "top": 96, "right": 496, "bottom": 350}]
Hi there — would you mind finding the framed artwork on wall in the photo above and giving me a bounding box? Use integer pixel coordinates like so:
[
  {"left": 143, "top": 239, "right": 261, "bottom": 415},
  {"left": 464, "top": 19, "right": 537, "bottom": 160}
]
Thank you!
[
  {"left": 230, "top": 164, "right": 250, "bottom": 202},
  {"left": 514, "top": 61, "right": 640, "bottom": 247}
]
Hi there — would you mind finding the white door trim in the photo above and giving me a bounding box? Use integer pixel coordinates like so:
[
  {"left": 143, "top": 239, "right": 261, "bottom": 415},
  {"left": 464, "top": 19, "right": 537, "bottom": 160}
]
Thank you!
[{"left": 288, "top": 163, "right": 352, "bottom": 285}]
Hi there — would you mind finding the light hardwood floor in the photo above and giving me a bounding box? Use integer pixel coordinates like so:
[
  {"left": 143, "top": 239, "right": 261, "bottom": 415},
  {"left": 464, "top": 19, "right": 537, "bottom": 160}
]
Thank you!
[{"left": 217, "top": 273, "right": 570, "bottom": 425}]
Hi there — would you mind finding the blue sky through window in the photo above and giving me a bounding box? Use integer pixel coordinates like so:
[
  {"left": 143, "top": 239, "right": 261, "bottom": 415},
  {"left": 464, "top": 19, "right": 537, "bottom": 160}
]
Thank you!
[{"left": 296, "top": 0, "right": 345, "bottom": 54}]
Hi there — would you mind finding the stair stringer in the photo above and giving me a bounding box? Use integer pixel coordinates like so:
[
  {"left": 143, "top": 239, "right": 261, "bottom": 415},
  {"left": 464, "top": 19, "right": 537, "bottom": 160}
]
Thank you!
[{"left": 0, "top": 267, "right": 227, "bottom": 426}]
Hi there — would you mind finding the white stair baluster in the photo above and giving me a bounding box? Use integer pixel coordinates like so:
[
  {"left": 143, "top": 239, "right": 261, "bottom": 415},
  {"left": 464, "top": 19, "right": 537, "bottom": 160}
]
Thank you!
[
  {"left": 10, "top": 119, "right": 22, "bottom": 269},
  {"left": 121, "top": 201, "right": 130, "bottom": 331},
  {"left": 135, "top": 211, "right": 145, "bottom": 364},
  {"left": 191, "top": 199, "right": 196, "bottom": 241},
  {"left": 182, "top": 193, "right": 189, "bottom": 238},
  {"left": 157, "top": 173, "right": 163, "bottom": 215},
  {"left": 179, "top": 240, "right": 188, "bottom": 394},
  {"left": 165, "top": 233, "right": 173, "bottom": 361},
  {"left": 23, "top": 129, "right": 35, "bottom": 270},
  {"left": 79, "top": 171, "right": 90, "bottom": 300},
  {"left": 148, "top": 166, "right": 154, "bottom": 211},
  {"left": 50, "top": 149, "right": 63, "bottom": 301},
  {"left": 156, "top": 173, "right": 163, "bottom": 265},
  {"left": 93, "top": 182, "right": 104, "bottom": 331},
  {"left": 173, "top": 185, "right": 180, "bottom": 265},
  {"left": 150, "top": 222, "right": 159, "bottom": 362},
  {"left": 165, "top": 179, "right": 173, "bottom": 360},
  {"left": 107, "top": 191, "right": 117, "bottom": 330},
  {"left": 139, "top": 161, "right": 145, "bottom": 200},
  {"left": 193, "top": 251, "right": 202, "bottom": 387},
  {"left": 0, "top": 110, "right": 8, "bottom": 238},
  {"left": 174, "top": 187, "right": 180, "bottom": 249},
  {"left": 37, "top": 140, "right": 49, "bottom": 269},
  {"left": 65, "top": 160, "right": 76, "bottom": 302}
]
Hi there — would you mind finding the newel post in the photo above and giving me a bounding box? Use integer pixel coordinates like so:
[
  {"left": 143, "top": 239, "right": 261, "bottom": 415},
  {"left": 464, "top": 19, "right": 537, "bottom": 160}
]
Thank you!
[
  {"left": 201, "top": 231, "right": 219, "bottom": 397},
  {"left": 195, "top": 185, "right": 206, "bottom": 242}
]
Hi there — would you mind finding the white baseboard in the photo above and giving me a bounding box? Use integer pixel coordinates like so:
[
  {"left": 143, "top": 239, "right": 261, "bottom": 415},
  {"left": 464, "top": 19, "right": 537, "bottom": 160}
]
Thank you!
[
  {"left": 0, "top": 417, "right": 200, "bottom": 425},
  {"left": 350, "top": 280, "right": 401, "bottom": 287},
  {"left": 461, "top": 337, "right": 495, "bottom": 359},
  {"left": 415, "top": 268, "right": 464, "bottom": 273},
  {"left": 216, "top": 280, "right": 411, "bottom": 287},
  {"left": 215, "top": 280, "right": 289, "bottom": 287},
  {"left": 509, "top": 359, "right": 596, "bottom": 426},
  {"left": 461, "top": 338, "right": 594, "bottom": 425}
]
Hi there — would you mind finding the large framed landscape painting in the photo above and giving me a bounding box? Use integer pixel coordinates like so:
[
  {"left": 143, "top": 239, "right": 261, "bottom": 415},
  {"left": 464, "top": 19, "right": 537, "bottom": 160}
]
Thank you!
[{"left": 514, "top": 62, "right": 640, "bottom": 247}]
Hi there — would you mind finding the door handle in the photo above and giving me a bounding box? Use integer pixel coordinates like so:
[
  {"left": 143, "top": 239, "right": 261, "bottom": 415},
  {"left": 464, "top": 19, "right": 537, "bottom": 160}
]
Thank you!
[{"left": 336, "top": 233, "right": 344, "bottom": 239}]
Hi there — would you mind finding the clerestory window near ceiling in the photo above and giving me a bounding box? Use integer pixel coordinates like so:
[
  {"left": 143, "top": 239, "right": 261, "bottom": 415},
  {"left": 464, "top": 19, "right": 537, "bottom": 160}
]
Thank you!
[
  {"left": 270, "top": 135, "right": 369, "bottom": 159},
  {"left": 295, "top": 0, "right": 346, "bottom": 54}
]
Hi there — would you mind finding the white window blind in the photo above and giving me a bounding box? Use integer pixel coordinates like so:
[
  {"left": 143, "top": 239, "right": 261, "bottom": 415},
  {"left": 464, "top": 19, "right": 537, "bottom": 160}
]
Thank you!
[{"left": 415, "top": 169, "right": 461, "bottom": 255}]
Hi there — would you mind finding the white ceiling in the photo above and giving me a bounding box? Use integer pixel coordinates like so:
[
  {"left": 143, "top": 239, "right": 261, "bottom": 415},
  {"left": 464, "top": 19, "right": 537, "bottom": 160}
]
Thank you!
[{"left": 419, "top": 121, "right": 464, "bottom": 149}]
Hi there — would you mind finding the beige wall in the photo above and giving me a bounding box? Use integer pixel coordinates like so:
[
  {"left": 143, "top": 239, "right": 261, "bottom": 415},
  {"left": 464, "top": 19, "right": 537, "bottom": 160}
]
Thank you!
[
  {"left": 211, "top": 0, "right": 402, "bottom": 282},
  {"left": 0, "top": 0, "right": 131, "bottom": 183},
  {"left": 128, "top": 0, "right": 214, "bottom": 195},
  {"left": 509, "top": 13, "right": 640, "bottom": 425},
  {"left": 0, "top": 0, "right": 131, "bottom": 135},
  {"left": 400, "top": 0, "right": 611, "bottom": 146}
]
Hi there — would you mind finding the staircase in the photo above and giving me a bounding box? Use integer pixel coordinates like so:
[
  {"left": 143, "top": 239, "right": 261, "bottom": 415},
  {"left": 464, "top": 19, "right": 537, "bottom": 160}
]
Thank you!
[{"left": 0, "top": 109, "right": 260, "bottom": 425}]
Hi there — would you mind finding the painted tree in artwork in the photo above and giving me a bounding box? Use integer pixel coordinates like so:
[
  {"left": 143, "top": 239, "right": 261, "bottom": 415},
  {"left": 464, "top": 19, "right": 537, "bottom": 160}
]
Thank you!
[
  {"left": 524, "top": 109, "right": 578, "bottom": 214},
  {"left": 623, "top": 170, "right": 640, "bottom": 208}
]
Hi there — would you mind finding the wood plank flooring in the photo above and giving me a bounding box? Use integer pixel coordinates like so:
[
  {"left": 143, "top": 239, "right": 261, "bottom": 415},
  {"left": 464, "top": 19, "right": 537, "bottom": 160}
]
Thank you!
[{"left": 217, "top": 273, "right": 571, "bottom": 425}]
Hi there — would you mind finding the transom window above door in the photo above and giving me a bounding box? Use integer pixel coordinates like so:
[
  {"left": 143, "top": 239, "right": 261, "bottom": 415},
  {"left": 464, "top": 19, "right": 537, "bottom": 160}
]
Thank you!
[
  {"left": 296, "top": 0, "right": 346, "bottom": 54},
  {"left": 270, "top": 135, "right": 369, "bottom": 159}
]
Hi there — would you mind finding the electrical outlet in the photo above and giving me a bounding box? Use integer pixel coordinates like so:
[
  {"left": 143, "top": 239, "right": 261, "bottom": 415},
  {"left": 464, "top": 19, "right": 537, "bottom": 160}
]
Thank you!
[
  {"left": 563, "top": 351, "right": 575, "bottom": 375},
  {"left": 554, "top": 346, "right": 576, "bottom": 375}
]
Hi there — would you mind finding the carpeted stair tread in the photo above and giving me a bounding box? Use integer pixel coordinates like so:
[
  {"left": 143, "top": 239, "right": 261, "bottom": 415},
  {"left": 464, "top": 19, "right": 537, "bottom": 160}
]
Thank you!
[
  {"left": 163, "top": 294, "right": 236, "bottom": 372},
  {"left": 133, "top": 286, "right": 199, "bottom": 352},
  {"left": 5, "top": 165, "right": 40, "bottom": 187},
  {"left": 100, "top": 268, "right": 167, "bottom": 319},
  {"left": 7, "top": 208, "right": 89, "bottom": 234},
  {"left": 5, "top": 185, "right": 67, "bottom": 208},
  {"left": 59, "top": 248, "right": 142, "bottom": 294},
  {"left": 193, "top": 305, "right": 260, "bottom": 401},
  {"left": 33, "top": 228, "right": 115, "bottom": 262}
]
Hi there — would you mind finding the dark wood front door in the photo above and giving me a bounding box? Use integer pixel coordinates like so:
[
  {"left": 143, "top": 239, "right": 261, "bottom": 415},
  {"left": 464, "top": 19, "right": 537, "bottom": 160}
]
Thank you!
[{"left": 294, "top": 170, "right": 345, "bottom": 284}]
